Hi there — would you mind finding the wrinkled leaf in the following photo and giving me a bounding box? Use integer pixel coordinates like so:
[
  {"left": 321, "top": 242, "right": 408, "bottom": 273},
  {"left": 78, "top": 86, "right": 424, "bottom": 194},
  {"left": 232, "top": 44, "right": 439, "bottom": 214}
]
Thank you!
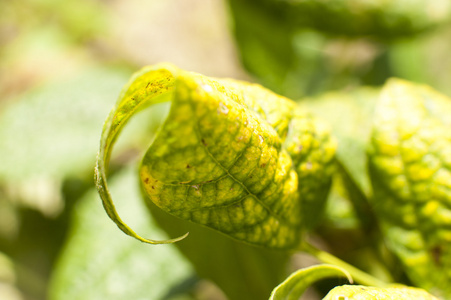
[
  {"left": 323, "top": 285, "right": 439, "bottom": 300},
  {"left": 147, "top": 193, "right": 291, "bottom": 300},
  {"left": 368, "top": 78, "right": 451, "bottom": 297},
  {"left": 49, "top": 166, "right": 195, "bottom": 300},
  {"left": 284, "top": 108, "right": 336, "bottom": 229},
  {"left": 269, "top": 264, "right": 352, "bottom": 300},
  {"left": 95, "top": 63, "right": 335, "bottom": 249}
]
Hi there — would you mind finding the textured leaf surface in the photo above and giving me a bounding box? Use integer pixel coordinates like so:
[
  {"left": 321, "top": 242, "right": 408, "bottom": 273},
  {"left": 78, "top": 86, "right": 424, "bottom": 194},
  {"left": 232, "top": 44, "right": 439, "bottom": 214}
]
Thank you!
[
  {"left": 95, "top": 64, "right": 335, "bottom": 249},
  {"left": 368, "top": 79, "right": 451, "bottom": 297},
  {"left": 269, "top": 264, "right": 352, "bottom": 300},
  {"left": 323, "top": 285, "right": 439, "bottom": 300},
  {"left": 147, "top": 193, "right": 291, "bottom": 300},
  {"left": 284, "top": 107, "right": 336, "bottom": 228},
  {"left": 49, "top": 166, "right": 194, "bottom": 300}
]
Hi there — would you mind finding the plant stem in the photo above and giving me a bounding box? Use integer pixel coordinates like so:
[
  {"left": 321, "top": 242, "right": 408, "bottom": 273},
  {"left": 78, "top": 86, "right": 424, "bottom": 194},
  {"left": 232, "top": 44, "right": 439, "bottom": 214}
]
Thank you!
[{"left": 300, "top": 241, "right": 390, "bottom": 288}]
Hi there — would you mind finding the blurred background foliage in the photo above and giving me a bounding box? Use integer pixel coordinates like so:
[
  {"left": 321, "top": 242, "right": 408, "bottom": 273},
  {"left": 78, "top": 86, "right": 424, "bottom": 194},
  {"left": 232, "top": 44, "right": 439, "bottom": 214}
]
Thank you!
[{"left": 0, "top": 0, "right": 451, "bottom": 299}]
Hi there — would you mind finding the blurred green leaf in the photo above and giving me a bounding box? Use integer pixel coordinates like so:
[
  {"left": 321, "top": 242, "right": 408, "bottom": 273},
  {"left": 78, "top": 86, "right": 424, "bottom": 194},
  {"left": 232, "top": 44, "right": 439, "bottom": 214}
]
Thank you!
[
  {"left": 227, "top": 0, "right": 451, "bottom": 99},
  {"left": 368, "top": 78, "right": 451, "bottom": 298},
  {"left": 323, "top": 284, "right": 439, "bottom": 299},
  {"left": 282, "top": 0, "right": 451, "bottom": 39},
  {"left": 49, "top": 166, "right": 195, "bottom": 300},
  {"left": 227, "top": 0, "right": 299, "bottom": 97},
  {"left": 0, "top": 66, "right": 165, "bottom": 299},
  {"left": 0, "top": 67, "right": 130, "bottom": 182},
  {"left": 301, "top": 87, "right": 379, "bottom": 197}
]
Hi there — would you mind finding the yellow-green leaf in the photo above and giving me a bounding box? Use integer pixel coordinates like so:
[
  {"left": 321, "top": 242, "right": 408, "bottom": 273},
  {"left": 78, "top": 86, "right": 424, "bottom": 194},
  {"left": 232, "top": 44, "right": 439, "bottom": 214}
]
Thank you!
[
  {"left": 95, "top": 64, "right": 335, "bottom": 249},
  {"left": 323, "top": 285, "right": 439, "bottom": 300},
  {"left": 269, "top": 264, "right": 352, "bottom": 300},
  {"left": 368, "top": 78, "right": 451, "bottom": 297}
]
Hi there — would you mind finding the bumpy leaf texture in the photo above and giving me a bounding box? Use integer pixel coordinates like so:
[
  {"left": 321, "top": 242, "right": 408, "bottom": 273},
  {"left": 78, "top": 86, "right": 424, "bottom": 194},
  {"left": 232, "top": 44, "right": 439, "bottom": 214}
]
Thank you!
[
  {"left": 95, "top": 64, "right": 335, "bottom": 249},
  {"left": 323, "top": 285, "right": 439, "bottom": 300},
  {"left": 368, "top": 79, "right": 451, "bottom": 297}
]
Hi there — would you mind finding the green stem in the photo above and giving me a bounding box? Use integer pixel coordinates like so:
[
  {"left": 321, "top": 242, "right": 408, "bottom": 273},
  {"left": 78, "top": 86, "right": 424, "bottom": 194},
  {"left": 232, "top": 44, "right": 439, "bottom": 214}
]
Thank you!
[{"left": 300, "top": 241, "right": 390, "bottom": 288}]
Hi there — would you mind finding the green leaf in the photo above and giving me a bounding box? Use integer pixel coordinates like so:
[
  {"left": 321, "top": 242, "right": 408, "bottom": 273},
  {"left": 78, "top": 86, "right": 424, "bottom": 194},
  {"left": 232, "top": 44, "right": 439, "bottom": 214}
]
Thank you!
[
  {"left": 279, "top": 0, "right": 450, "bottom": 39},
  {"left": 49, "top": 166, "right": 195, "bottom": 300},
  {"left": 95, "top": 63, "right": 336, "bottom": 249},
  {"left": 0, "top": 67, "right": 130, "bottom": 182},
  {"left": 269, "top": 264, "right": 352, "bottom": 300},
  {"left": 300, "top": 88, "right": 380, "bottom": 232},
  {"left": 284, "top": 108, "right": 336, "bottom": 229},
  {"left": 147, "top": 194, "right": 291, "bottom": 300},
  {"left": 0, "top": 67, "right": 146, "bottom": 218},
  {"left": 227, "top": 0, "right": 451, "bottom": 98},
  {"left": 323, "top": 285, "right": 439, "bottom": 300},
  {"left": 301, "top": 87, "right": 379, "bottom": 196},
  {"left": 368, "top": 78, "right": 451, "bottom": 297}
]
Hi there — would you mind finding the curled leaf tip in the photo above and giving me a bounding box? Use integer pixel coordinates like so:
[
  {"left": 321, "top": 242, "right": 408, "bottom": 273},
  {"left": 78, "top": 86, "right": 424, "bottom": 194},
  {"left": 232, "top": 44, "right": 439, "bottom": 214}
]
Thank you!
[
  {"left": 96, "top": 64, "right": 335, "bottom": 248},
  {"left": 269, "top": 264, "right": 353, "bottom": 300}
]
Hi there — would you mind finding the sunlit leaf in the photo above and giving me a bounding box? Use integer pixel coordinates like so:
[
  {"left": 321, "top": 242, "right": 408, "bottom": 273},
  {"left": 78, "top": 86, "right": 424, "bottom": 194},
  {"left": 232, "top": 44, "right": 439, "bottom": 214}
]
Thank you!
[
  {"left": 269, "top": 264, "right": 352, "bottom": 300},
  {"left": 368, "top": 78, "right": 451, "bottom": 297},
  {"left": 147, "top": 195, "right": 291, "bottom": 300},
  {"left": 95, "top": 63, "right": 335, "bottom": 249},
  {"left": 323, "top": 285, "right": 439, "bottom": 300}
]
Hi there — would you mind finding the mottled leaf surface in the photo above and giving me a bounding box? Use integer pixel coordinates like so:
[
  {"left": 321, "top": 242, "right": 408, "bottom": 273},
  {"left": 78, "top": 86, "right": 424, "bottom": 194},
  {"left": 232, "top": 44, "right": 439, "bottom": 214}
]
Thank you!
[
  {"left": 96, "top": 64, "right": 335, "bottom": 249},
  {"left": 323, "top": 285, "right": 439, "bottom": 300},
  {"left": 269, "top": 264, "right": 352, "bottom": 300},
  {"left": 147, "top": 193, "right": 291, "bottom": 300},
  {"left": 368, "top": 79, "right": 451, "bottom": 297}
]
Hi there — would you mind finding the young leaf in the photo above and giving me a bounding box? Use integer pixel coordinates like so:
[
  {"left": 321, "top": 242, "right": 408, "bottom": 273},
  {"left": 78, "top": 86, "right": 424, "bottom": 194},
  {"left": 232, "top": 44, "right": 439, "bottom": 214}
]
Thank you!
[
  {"left": 269, "top": 264, "right": 352, "bottom": 300},
  {"left": 95, "top": 64, "right": 335, "bottom": 249},
  {"left": 368, "top": 78, "right": 451, "bottom": 297},
  {"left": 323, "top": 285, "right": 439, "bottom": 300}
]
